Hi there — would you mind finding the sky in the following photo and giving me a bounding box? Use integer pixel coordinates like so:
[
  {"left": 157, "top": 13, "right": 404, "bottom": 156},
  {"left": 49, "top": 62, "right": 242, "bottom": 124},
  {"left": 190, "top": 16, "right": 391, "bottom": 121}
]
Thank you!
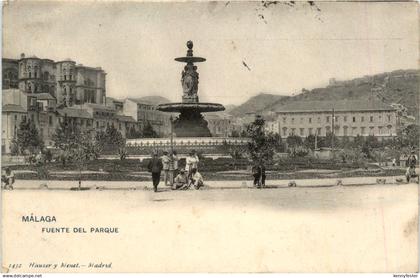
[{"left": 2, "top": 1, "right": 418, "bottom": 106}]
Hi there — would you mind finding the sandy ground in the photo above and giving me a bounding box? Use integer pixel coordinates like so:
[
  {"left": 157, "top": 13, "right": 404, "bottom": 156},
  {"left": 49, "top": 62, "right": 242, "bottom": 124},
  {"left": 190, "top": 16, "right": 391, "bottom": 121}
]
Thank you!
[{"left": 2, "top": 183, "right": 418, "bottom": 273}]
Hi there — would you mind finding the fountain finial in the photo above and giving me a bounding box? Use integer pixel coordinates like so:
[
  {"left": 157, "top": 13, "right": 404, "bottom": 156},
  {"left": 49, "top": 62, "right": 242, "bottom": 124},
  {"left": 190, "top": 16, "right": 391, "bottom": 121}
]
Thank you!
[
  {"left": 187, "top": 40, "right": 193, "bottom": 57},
  {"left": 187, "top": 40, "right": 193, "bottom": 49}
]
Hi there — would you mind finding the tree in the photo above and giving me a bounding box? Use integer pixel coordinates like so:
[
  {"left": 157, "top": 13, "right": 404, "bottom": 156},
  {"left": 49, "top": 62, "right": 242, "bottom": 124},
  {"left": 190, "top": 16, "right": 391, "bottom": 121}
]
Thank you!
[
  {"left": 143, "top": 121, "right": 158, "bottom": 138},
  {"left": 323, "top": 132, "right": 338, "bottom": 148},
  {"left": 96, "top": 125, "right": 126, "bottom": 160},
  {"left": 362, "top": 135, "right": 381, "bottom": 159},
  {"left": 127, "top": 126, "right": 141, "bottom": 139},
  {"left": 230, "top": 129, "right": 240, "bottom": 137},
  {"left": 304, "top": 135, "right": 316, "bottom": 150},
  {"left": 286, "top": 135, "right": 303, "bottom": 148},
  {"left": 403, "top": 124, "right": 420, "bottom": 149},
  {"left": 52, "top": 116, "right": 100, "bottom": 166},
  {"left": 245, "top": 115, "right": 275, "bottom": 163},
  {"left": 15, "top": 119, "right": 44, "bottom": 155}
]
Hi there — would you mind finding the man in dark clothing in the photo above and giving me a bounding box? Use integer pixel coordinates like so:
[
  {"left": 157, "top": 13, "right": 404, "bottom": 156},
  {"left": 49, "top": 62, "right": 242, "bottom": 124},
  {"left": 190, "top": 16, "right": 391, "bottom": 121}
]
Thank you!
[
  {"left": 252, "top": 163, "right": 266, "bottom": 188},
  {"left": 147, "top": 152, "right": 163, "bottom": 192}
]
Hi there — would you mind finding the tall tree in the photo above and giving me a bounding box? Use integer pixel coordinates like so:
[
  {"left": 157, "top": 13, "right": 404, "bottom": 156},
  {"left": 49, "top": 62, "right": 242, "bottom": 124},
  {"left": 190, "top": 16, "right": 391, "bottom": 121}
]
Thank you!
[
  {"left": 15, "top": 119, "right": 44, "bottom": 155},
  {"left": 96, "top": 125, "right": 126, "bottom": 160},
  {"left": 245, "top": 115, "right": 278, "bottom": 163},
  {"left": 143, "top": 121, "right": 158, "bottom": 138}
]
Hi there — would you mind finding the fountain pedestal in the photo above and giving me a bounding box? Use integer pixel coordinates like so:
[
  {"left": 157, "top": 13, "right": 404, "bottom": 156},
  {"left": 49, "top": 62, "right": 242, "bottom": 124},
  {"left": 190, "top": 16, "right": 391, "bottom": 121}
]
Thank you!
[{"left": 157, "top": 41, "right": 225, "bottom": 137}]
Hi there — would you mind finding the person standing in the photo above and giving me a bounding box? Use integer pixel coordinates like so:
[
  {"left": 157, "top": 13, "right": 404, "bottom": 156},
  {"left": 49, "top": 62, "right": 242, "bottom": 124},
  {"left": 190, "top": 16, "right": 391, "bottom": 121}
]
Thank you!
[
  {"left": 185, "top": 150, "right": 199, "bottom": 181},
  {"left": 172, "top": 150, "right": 180, "bottom": 177},
  {"left": 406, "top": 150, "right": 418, "bottom": 183},
  {"left": 161, "top": 151, "right": 171, "bottom": 186},
  {"left": 147, "top": 152, "right": 163, "bottom": 192},
  {"left": 260, "top": 163, "right": 266, "bottom": 188},
  {"left": 252, "top": 163, "right": 261, "bottom": 187}
]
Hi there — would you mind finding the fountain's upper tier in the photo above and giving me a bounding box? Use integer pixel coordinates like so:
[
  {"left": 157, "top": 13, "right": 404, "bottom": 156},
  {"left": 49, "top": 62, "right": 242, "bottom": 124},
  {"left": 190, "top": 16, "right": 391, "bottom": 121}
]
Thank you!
[{"left": 174, "top": 40, "right": 206, "bottom": 63}]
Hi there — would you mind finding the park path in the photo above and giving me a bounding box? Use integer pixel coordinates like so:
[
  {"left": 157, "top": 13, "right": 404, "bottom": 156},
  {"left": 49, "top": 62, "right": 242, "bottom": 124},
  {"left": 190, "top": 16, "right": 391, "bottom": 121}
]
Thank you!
[{"left": 7, "top": 175, "right": 413, "bottom": 190}]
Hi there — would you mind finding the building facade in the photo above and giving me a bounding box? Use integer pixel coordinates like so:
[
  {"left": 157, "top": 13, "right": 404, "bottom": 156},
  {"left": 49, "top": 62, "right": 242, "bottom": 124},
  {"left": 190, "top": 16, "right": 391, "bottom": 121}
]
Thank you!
[
  {"left": 275, "top": 99, "right": 398, "bottom": 139},
  {"left": 123, "top": 98, "right": 172, "bottom": 137},
  {"left": 3, "top": 54, "right": 106, "bottom": 107}
]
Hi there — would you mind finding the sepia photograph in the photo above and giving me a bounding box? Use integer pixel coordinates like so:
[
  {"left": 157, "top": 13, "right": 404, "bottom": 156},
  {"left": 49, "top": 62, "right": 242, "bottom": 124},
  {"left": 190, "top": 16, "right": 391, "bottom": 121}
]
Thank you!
[{"left": 1, "top": 0, "right": 419, "bottom": 274}]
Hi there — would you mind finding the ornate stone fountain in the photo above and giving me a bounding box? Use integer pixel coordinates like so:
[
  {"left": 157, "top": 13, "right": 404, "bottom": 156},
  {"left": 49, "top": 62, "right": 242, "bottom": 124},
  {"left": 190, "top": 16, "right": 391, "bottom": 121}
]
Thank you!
[{"left": 157, "top": 41, "right": 225, "bottom": 137}]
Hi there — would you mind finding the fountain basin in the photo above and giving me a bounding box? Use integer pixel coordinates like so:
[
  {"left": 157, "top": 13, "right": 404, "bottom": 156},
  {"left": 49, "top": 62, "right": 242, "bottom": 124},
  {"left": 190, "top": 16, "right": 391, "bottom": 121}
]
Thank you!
[{"left": 157, "top": 102, "right": 225, "bottom": 113}]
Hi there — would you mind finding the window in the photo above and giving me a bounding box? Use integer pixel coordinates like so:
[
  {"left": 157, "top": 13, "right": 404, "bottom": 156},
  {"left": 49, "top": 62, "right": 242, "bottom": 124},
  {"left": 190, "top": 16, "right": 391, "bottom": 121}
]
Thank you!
[
  {"left": 14, "top": 115, "right": 17, "bottom": 121},
  {"left": 49, "top": 116, "right": 52, "bottom": 125},
  {"left": 309, "top": 118, "right": 312, "bottom": 123},
  {"left": 300, "top": 128, "right": 304, "bottom": 136},
  {"left": 370, "top": 116, "right": 373, "bottom": 122},
  {"left": 291, "top": 118, "right": 295, "bottom": 124},
  {"left": 300, "top": 118, "right": 304, "bottom": 124},
  {"left": 291, "top": 128, "right": 296, "bottom": 135},
  {"left": 22, "top": 115, "right": 26, "bottom": 122},
  {"left": 96, "top": 121, "right": 99, "bottom": 128},
  {"left": 317, "top": 117, "right": 321, "bottom": 123},
  {"left": 282, "top": 127, "right": 287, "bottom": 136},
  {"left": 343, "top": 126, "right": 348, "bottom": 136},
  {"left": 326, "top": 116, "right": 330, "bottom": 122},
  {"left": 361, "top": 116, "right": 364, "bottom": 122},
  {"left": 317, "top": 127, "right": 322, "bottom": 136},
  {"left": 283, "top": 117, "right": 286, "bottom": 124},
  {"left": 308, "top": 128, "right": 313, "bottom": 135},
  {"left": 353, "top": 117, "right": 356, "bottom": 123},
  {"left": 361, "top": 127, "right": 366, "bottom": 135},
  {"left": 387, "top": 115, "right": 391, "bottom": 122}
]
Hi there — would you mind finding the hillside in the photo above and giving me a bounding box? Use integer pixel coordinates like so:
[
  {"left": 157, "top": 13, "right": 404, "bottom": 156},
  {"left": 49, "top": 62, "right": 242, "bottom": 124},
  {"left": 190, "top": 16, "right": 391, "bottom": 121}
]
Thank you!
[
  {"left": 131, "top": 96, "right": 171, "bottom": 105},
  {"left": 229, "top": 93, "right": 288, "bottom": 117},
  {"left": 233, "top": 69, "right": 419, "bottom": 121}
]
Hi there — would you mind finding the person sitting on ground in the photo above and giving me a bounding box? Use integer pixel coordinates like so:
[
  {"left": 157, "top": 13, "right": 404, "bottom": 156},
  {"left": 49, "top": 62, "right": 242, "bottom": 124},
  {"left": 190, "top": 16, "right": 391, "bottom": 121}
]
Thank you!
[
  {"left": 406, "top": 165, "right": 418, "bottom": 183},
  {"left": 173, "top": 169, "right": 188, "bottom": 190},
  {"left": 190, "top": 168, "right": 204, "bottom": 190},
  {"left": 2, "top": 167, "right": 15, "bottom": 189}
]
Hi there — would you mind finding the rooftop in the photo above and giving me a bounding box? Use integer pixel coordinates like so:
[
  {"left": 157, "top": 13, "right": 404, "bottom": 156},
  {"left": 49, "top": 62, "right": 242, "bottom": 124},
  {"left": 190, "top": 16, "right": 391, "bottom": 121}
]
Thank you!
[
  {"left": 2, "top": 104, "right": 27, "bottom": 113},
  {"left": 25, "top": 93, "right": 56, "bottom": 100},
  {"left": 80, "top": 103, "right": 116, "bottom": 111},
  {"left": 275, "top": 99, "right": 395, "bottom": 113},
  {"left": 57, "top": 107, "right": 92, "bottom": 119},
  {"left": 115, "top": 115, "right": 136, "bottom": 122}
]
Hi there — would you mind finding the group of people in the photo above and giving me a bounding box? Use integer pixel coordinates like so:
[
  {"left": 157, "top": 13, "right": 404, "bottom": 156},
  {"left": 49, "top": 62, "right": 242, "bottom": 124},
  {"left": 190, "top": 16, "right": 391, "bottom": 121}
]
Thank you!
[
  {"left": 405, "top": 150, "right": 418, "bottom": 183},
  {"left": 147, "top": 150, "right": 204, "bottom": 192}
]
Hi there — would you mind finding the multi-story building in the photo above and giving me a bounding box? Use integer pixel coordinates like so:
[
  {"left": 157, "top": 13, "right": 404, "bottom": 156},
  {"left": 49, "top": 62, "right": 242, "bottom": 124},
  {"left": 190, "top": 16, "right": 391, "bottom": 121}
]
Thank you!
[
  {"left": 275, "top": 99, "right": 398, "bottom": 139},
  {"left": 123, "top": 98, "right": 172, "bottom": 137},
  {"left": 206, "top": 113, "right": 233, "bottom": 137},
  {"left": 3, "top": 54, "right": 106, "bottom": 107},
  {"left": 1, "top": 88, "right": 138, "bottom": 154}
]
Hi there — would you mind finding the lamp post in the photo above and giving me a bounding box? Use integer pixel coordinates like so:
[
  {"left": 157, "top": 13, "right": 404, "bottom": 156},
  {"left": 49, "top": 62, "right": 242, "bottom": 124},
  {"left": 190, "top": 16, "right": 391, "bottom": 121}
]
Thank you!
[{"left": 170, "top": 115, "right": 174, "bottom": 154}]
